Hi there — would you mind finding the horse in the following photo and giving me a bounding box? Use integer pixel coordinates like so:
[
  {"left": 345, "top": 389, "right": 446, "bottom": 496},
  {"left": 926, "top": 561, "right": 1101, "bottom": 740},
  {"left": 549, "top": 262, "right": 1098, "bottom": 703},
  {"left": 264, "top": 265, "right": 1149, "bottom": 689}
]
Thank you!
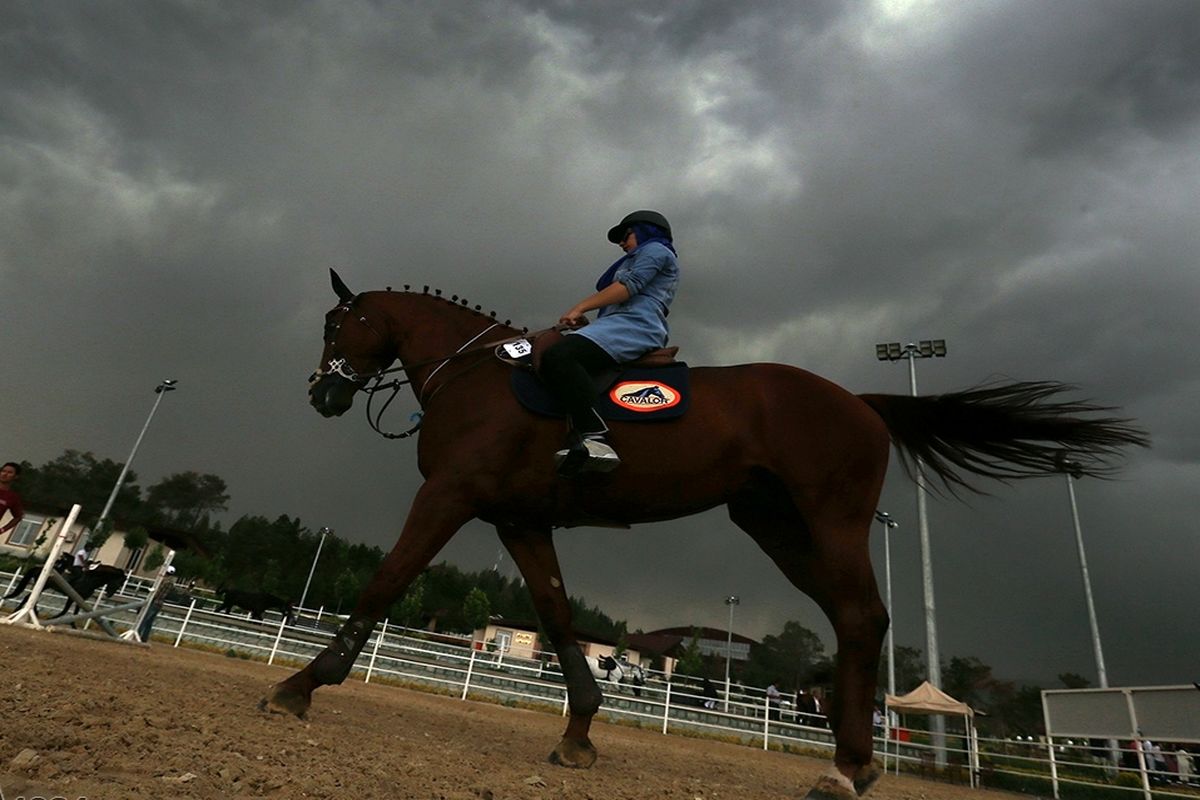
[
  {"left": 4, "top": 556, "right": 126, "bottom": 618},
  {"left": 589, "top": 655, "right": 646, "bottom": 697},
  {"left": 216, "top": 588, "right": 296, "bottom": 625},
  {"left": 263, "top": 271, "right": 1147, "bottom": 799},
  {"left": 2, "top": 552, "right": 74, "bottom": 602}
]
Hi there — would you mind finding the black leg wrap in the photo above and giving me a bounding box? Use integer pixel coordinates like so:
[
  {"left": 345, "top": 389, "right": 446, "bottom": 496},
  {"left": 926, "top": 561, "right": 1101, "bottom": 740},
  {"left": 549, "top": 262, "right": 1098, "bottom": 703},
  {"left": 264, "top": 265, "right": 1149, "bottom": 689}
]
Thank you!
[
  {"left": 558, "top": 648, "right": 604, "bottom": 716},
  {"left": 310, "top": 616, "right": 375, "bottom": 685}
]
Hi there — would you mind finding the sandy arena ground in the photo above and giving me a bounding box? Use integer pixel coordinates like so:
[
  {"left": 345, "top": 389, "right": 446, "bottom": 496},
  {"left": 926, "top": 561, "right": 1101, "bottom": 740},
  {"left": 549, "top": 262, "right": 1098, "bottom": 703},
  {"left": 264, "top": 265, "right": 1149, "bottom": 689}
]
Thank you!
[{"left": 0, "top": 623, "right": 1012, "bottom": 799}]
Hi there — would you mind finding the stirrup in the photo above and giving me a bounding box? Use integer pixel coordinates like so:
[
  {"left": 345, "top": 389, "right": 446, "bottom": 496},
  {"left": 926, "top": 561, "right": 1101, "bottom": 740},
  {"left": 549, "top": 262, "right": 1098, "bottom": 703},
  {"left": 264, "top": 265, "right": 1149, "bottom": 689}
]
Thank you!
[{"left": 555, "top": 435, "right": 621, "bottom": 476}]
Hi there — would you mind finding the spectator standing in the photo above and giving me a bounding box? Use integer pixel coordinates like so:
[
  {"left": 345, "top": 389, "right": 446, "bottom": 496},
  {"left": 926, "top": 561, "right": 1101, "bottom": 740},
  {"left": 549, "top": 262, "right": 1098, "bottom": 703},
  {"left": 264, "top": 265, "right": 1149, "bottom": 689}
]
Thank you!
[
  {"left": 0, "top": 462, "right": 25, "bottom": 535},
  {"left": 136, "top": 565, "right": 177, "bottom": 641},
  {"left": 1177, "top": 747, "right": 1193, "bottom": 784},
  {"left": 766, "top": 681, "right": 782, "bottom": 720}
]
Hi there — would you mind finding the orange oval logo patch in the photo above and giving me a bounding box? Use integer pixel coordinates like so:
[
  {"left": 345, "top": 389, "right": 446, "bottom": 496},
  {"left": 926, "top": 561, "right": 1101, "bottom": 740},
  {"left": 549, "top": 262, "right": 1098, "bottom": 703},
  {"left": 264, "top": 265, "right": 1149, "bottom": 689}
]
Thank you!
[{"left": 609, "top": 380, "right": 681, "bottom": 412}]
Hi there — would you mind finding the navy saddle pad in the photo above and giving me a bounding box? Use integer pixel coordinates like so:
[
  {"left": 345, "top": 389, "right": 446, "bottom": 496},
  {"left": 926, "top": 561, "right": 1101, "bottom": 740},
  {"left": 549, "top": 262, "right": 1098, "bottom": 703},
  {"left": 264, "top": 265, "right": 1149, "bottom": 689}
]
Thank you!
[{"left": 511, "top": 363, "right": 690, "bottom": 422}]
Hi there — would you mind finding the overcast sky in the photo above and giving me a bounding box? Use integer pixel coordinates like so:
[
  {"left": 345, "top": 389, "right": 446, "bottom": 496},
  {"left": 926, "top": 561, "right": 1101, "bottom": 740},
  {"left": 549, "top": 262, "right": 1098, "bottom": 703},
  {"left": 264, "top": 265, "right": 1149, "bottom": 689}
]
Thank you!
[{"left": 3, "top": 1, "right": 1198, "bottom": 688}]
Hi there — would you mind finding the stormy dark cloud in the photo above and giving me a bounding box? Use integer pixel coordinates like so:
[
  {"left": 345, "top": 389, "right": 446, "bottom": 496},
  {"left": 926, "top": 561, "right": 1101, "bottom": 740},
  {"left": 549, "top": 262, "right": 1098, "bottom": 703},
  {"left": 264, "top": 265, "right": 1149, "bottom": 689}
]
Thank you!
[{"left": 3, "top": 0, "right": 1197, "bottom": 687}]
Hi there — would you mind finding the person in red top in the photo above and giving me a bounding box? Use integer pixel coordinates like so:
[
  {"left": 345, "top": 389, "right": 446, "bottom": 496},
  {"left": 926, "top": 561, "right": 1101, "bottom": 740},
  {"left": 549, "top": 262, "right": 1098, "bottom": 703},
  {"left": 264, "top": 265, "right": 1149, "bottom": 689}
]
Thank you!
[{"left": 0, "top": 462, "right": 26, "bottom": 535}]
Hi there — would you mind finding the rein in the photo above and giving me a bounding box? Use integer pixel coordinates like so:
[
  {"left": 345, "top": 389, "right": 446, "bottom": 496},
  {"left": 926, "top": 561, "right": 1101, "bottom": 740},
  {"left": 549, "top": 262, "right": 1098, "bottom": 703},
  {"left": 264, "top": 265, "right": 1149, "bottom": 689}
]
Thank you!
[{"left": 330, "top": 323, "right": 552, "bottom": 440}]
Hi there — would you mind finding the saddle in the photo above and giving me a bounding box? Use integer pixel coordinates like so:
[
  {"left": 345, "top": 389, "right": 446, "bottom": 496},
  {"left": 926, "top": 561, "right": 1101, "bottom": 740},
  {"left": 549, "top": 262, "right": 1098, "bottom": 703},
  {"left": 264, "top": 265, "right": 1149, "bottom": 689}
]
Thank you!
[
  {"left": 498, "top": 329, "right": 689, "bottom": 422},
  {"left": 531, "top": 330, "right": 679, "bottom": 372}
]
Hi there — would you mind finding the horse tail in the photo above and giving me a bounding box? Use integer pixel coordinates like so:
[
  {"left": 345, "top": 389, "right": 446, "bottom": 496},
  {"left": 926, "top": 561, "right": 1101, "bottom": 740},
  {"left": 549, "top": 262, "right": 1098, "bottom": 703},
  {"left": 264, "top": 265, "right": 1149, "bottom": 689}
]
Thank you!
[{"left": 858, "top": 380, "right": 1149, "bottom": 494}]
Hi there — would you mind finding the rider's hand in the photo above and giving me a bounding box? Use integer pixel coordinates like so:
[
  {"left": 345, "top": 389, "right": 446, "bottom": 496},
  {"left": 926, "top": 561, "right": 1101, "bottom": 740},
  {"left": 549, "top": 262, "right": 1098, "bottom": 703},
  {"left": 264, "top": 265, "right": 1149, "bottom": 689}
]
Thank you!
[{"left": 558, "top": 307, "right": 589, "bottom": 327}]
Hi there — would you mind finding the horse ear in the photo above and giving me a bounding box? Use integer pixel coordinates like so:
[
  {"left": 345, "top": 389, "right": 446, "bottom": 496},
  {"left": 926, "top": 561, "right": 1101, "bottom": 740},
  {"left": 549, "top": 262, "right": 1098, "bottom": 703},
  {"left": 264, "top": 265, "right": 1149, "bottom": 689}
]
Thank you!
[{"left": 330, "top": 268, "right": 355, "bottom": 303}]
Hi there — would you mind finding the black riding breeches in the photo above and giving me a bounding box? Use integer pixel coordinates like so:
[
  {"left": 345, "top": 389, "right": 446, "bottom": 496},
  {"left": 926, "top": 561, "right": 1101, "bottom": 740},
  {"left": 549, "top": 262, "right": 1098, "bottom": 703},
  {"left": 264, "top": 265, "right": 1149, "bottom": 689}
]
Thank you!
[{"left": 538, "top": 334, "right": 618, "bottom": 434}]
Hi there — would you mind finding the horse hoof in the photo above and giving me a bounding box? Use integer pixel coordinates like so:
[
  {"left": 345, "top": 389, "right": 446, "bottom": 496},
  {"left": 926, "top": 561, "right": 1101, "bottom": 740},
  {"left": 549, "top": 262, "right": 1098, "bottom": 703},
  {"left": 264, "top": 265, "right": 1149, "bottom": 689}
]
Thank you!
[
  {"left": 259, "top": 682, "right": 310, "bottom": 718},
  {"left": 802, "top": 770, "right": 857, "bottom": 800},
  {"left": 548, "top": 737, "right": 597, "bottom": 769},
  {"left": 853, "top": 761, "right": 883, "bottom": 796}
]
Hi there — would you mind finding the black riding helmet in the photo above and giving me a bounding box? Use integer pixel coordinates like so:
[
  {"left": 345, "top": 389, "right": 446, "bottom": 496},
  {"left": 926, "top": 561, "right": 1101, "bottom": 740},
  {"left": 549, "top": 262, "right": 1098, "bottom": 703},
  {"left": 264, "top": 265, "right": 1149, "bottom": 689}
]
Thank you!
[{"left": 607, "top": 210, "right": 672, "bottom": 243}]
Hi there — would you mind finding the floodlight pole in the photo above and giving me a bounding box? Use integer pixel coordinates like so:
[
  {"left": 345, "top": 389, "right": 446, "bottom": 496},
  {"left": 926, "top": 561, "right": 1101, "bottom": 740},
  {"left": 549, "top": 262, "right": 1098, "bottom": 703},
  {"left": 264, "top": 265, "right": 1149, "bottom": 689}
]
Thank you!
[
  {"left": 298, "top": 526, "right": 330, "bottom": 615},
  {"left": 876, "top": 340, "right": 946, "bottom": 766},
  {"left": 94, "top": 380, "right": 178, "bottom": 541},
  {"left": 724, "top": 594, "right": 739, "bottom": 712},
  {"left": 1060, "top": 458, "right": 1109, "bottom": 689},
  {"left": 874, "top": 511, "right": 899, "bottom": 701}
]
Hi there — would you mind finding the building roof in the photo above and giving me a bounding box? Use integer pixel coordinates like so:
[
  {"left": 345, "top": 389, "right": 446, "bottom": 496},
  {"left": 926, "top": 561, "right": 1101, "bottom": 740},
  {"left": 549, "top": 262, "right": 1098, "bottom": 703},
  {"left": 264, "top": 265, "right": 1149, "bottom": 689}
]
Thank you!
[
  {"left": 626, "top": 632, "right": 685, "bottom": 656},
  {"left": 643, "top": 626, "right": 758, "bottom": 646}
]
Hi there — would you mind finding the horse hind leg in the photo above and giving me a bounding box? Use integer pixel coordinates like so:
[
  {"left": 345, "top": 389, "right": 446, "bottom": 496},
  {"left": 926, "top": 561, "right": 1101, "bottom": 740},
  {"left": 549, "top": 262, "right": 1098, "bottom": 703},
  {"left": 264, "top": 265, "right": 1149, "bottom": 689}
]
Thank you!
[
  {"left": 3, "top": 570, "right": 35, "bottom": 600},
  {"left": 497, "top": 523, "right": 603, "bottom": 769},
  {"left": 727, "top": 489, "right": 887, "bottom": 798}
]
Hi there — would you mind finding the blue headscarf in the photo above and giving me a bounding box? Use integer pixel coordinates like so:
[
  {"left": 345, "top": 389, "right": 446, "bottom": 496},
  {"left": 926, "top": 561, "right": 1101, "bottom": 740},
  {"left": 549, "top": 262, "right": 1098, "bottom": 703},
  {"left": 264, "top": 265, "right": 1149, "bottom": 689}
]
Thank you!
[{"left": 595, "top": 223, "right": 677, "bottom": 291}]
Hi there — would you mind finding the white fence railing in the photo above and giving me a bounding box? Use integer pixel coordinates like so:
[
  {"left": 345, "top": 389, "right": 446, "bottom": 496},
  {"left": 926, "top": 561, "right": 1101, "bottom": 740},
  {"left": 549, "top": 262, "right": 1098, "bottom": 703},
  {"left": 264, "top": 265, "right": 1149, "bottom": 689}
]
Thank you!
[{"left": 3, "top": 567, "right": 1196, "bottom": 798}]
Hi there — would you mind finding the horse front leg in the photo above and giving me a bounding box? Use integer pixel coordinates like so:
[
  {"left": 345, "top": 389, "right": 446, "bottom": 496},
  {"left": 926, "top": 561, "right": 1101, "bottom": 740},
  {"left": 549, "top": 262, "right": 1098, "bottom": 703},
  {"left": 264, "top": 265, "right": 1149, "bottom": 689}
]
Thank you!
[
  {"left": 262, "top": 480, "right": 475, "bottom": 717},
  {"left": 497, "top": 523, "right": 603, "bottom": 768}
]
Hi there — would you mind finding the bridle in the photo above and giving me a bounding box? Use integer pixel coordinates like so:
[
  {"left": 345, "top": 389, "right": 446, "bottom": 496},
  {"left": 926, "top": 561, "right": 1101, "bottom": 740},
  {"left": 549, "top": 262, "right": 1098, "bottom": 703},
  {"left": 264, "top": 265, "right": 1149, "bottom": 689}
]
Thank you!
[{"left": 311, "top": 299, "right": 540, "bottom": 440}]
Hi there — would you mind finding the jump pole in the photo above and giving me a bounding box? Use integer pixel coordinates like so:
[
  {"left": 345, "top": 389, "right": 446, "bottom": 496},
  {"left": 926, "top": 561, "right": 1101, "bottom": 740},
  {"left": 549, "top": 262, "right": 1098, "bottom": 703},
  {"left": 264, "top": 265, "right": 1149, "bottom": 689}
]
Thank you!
[
  {"left": 2, "top": 504, "right": 81, "bottom": 628},
  {"left": 45, "top": 599, "right": 146, "bottom": 630}
]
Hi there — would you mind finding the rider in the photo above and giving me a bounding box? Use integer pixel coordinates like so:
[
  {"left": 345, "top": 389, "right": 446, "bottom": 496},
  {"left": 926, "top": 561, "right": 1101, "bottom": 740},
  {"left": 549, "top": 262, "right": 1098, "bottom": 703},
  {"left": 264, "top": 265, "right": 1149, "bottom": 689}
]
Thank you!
[{"left": 540, "top": 210, "right": 679, "bottom": 476}]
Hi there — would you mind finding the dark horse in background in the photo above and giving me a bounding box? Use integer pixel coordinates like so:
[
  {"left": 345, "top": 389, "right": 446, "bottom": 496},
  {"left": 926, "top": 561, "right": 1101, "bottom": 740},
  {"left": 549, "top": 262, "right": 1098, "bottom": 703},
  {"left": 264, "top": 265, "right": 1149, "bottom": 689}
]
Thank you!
[
  {"left": 216, "top": 588, "right": 296, "bottom": 625},
  {"left": 263, "top": 271, "right": 1147, "bottom": 799},
  {"left": 3, "top": 556, "right": 126, "bottom": 619}
]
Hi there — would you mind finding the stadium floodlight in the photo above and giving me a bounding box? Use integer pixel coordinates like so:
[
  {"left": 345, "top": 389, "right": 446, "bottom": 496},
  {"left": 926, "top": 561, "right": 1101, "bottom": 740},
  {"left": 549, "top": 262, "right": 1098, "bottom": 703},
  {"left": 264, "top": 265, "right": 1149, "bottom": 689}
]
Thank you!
[
  {"left": 875, "top": 339, "right": 947, "bottom": 765},
  {"left": 93, "top": 379, "right": 180, "bottom": 542},
  {"left": 876, "top": 340, "right": 946, "bottom": 362}
]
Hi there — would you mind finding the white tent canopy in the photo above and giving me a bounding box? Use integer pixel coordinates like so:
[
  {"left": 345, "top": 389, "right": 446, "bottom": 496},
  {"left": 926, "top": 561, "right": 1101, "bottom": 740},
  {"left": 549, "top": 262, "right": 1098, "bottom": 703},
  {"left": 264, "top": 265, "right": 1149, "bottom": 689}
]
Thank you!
[
  {"left": 886, "top": 680, "right": 975, "bottom": 717},
  {"left": 885, "top": 681, "right": 981, "bottom": 787}
]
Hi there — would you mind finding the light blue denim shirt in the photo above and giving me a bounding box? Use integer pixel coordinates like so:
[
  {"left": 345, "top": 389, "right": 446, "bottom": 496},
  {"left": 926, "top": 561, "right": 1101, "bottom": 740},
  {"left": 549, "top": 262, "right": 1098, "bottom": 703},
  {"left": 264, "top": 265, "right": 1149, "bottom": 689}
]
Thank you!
[{"left": 574, "top": 241, "right": 679, "bottom": 363}]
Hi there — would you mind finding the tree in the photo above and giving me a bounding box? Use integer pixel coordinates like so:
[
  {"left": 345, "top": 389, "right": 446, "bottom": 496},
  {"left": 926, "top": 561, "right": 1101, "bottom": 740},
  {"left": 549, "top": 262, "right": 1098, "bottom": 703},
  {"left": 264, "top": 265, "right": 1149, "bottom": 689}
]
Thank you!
[
  {"left": 397, "top": 574, "right": 426, "bottom": 630},
  {"left": 1058, "top": 672, "right": 1091, "bottom": 689},
  {"left": 333, "top": 568, "right": 362, "bottom": 613},
  {"left": 986, "top": 683, "right": 1045, "bottom": 737},
  {"left": 887, "top": 645, "right": 926, "bottom": 694},
  {"left": 20, "top": 450, "right": 142, "bottom": 528},
  {"left": 143, "top": 544, "right": 166, "bottom": 572},
  {"left": 462, "top": 587, "right": 491, "bottom": 631},
  {"left": 746, "top": 620, "right": 826, "bottom": 690},
  {"left": 146, "top": 471, "right": 229, "bottom": 529},
  {"left": 123, "top": 526, "right": 150, "bottom": 555},
  {"left": 942, "top": 655, "right": 995, "bottom": 709},
  {"left": 674, "top": 629, "right": 704, "bottom": 677}
]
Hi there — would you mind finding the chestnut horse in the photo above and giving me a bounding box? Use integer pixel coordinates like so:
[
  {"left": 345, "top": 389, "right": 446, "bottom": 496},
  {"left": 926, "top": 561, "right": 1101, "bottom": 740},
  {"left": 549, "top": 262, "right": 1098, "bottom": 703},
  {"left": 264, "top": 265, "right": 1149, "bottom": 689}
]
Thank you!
[{"left": 264, "top": 270, "right": 1146, "bottom": 799}]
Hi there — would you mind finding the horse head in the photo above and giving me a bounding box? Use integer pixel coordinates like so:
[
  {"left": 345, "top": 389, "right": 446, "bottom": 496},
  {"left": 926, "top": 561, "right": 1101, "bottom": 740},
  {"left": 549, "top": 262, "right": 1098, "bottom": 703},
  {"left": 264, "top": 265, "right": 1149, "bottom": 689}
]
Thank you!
[{"left": 309, "top": 269, "right": 396, "bottom": 417}]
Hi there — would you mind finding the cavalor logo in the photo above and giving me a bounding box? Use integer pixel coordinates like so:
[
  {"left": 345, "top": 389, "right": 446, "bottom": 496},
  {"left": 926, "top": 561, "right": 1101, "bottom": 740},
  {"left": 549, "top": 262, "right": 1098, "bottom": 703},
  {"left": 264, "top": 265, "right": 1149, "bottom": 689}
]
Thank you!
[{"left": 610, "top": 380, "right": 681, "bottom": 412}]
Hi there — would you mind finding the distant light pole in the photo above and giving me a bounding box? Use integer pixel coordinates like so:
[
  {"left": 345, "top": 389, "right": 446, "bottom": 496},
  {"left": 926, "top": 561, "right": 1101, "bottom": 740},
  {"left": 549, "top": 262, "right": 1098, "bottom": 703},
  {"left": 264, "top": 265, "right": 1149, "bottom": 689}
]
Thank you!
[
  {"left": 93, "top": 379, "right": 178, "bottom": 541},
  {"left": 1057, "top": 456, "right": 1109, "bottom": 689},
  {"left": 877, "top": 339, "right": 947, "bottom": 764},
  {"left": 874, "top": 510, "right": 899, "bottom": 701},
  {"left": 298, "top": 526, "right": 330, "bottom": 615},
  {"left": 724, "top": 594, "right": 740, "bottom": 712}
]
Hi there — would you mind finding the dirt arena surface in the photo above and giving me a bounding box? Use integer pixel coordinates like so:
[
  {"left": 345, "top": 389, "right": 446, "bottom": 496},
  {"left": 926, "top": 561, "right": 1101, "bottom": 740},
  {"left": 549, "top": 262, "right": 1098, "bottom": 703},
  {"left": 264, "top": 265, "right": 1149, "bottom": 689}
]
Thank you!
[{"left": 0, "top": 624, "right": 1010, "bottom": 800}]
